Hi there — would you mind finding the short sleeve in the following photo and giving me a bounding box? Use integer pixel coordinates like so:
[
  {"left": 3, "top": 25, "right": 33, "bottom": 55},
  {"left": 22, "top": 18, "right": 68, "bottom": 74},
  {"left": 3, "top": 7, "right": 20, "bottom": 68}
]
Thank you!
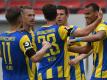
[
  {"left": 58, "top": 25, "right": 68, "bottom": 40},
  {"left": 96, "top": 23, "right": 107, "bottom": 37},
  {"left": 58, "top": 25, "right": 78, "bottom": 40},
  {"left": 19, "top": 35, "right": 33, "bottom": 55}
]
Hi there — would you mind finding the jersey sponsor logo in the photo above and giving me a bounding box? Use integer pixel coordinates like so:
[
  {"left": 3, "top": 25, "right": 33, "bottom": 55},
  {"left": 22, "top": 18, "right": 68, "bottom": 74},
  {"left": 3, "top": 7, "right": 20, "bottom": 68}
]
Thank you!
[{"left": 0, "top": 37, "right": 15, "bottom": 41}]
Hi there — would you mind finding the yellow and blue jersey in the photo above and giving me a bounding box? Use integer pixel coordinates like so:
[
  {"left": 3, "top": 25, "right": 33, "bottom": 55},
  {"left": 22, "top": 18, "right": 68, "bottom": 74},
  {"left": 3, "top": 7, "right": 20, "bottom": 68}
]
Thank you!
[
  {"left": 67, "top": 38, "right": 86, "bottom": 80},
  {"left": 21, "top": 30, "right": 37, "bottom": 80},
  {"left": 0, "top": 31, "right": 36, "bottom": 80},
  {"left": 91, "top": 21, "right": 107, "bottom": 79},
  {"left": 34, "top": 24, "right": 78, "bottom": 80}
]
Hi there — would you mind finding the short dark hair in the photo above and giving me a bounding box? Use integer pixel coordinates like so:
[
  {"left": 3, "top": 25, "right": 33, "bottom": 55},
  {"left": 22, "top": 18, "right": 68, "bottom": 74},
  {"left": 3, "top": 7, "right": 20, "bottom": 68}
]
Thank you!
[
  {"left": 42, "top": 4, "right": 57, "bottom": 21},
  {"left": 57, "top": 5, "right": 69, "bottom": 15},
  {"left": 5, "top": 7, "right": 21, "bottom": 25},
  {"left": 20, "top": 6, "right": 33, "bottom": 13},
  {"left": 85, "top": 3, "right": 99, "bottom": 12}
]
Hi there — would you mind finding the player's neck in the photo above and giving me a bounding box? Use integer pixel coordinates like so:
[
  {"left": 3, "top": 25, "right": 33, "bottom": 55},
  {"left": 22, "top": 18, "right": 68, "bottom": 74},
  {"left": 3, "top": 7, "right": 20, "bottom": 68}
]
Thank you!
[
  {"left": 59, "top": 23, "right": 68, "bottom": 26},
  {"left": 64, "top": 21, "right": 68, "bottom": 26},
  {"left": 9, "top": 25, "right": 17, "bottom": 32},
  {"left": 23, "top": 25, "right": 33, "bottom": 32},
  {"left": 46, "top": 21, "right": 56, "bottom": 26}
]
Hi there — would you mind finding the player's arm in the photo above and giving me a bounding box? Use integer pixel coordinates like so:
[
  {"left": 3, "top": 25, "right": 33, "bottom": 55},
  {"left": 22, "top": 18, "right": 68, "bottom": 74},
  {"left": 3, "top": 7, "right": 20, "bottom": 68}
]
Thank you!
[
  {"left": 20, "top": 35, "right": 51, "bottom": 62},
  {"left": 72, "top": 9, "right": 103, "bottom": 37},
  {"left": 68, "top": 30, "right": 106, "bottom": 43},
  {"left": 58, "top": 25, "right": 78, "bottom": 40},
  {"left": 68, "top": 45, "right": 92, "bottom": 54},
  {"left": 69, "top": 50, "right": 93, "bottom": 65},
  {"left": 27, "top": 41, "right": 51, "bottom": 62}
]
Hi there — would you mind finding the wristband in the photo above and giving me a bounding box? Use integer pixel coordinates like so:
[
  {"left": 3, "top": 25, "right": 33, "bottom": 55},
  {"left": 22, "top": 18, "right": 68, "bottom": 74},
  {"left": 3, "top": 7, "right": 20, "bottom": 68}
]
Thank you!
[
  {"left": 70, "top": 26, "right": 78, "bottom": 36},
  {"left": 25, "top": 48, "right": 36, "bottom": 58},
  {"left": 75, "top": 38, "right": 83, "bottom": 42}
]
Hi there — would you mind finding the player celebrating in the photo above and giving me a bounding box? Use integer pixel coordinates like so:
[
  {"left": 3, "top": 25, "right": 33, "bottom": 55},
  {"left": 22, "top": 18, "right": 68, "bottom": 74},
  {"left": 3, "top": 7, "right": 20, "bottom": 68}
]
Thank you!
[
  {"left": 68, "top": 3, "right": 107, "bottom": 80},
  {"left": 0, "top": 7, "right": 51, "bottom": 80},
  {"left": 34, "top": 4, "right": 102, "bottom": 80}
]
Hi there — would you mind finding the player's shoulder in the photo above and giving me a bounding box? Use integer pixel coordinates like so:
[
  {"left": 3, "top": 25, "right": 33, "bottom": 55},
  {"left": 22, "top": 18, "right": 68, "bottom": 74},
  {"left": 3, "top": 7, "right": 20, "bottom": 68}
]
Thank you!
[
  {"left": 19, "top": 34, "right": 31, "bottom": 44},
  {"left": 95, "top": 20, "right": 107, "bottom": 31},
  {"left": 96, "top": 20, "right": 107, "bottom": 30},
  {"left": 99, "top": 20, "right": 107, "bottom": 26},
  {"left": 9, "top": 31, "right": 29, "bottom": 40},
  {"left": 34, "top": 25, "right": 45, "bottom": 32},
  {"left": 103, "top": 21, "right": 107, "bottom": 25},
  {"left": 34, "top": 24, "right": 59, "bottom": 32},
  {"left": 0, "top": 31, "right": 15, "bottom": 37},
  {"left": 0, "top": 32, "right": 5, "bottom": 36}
]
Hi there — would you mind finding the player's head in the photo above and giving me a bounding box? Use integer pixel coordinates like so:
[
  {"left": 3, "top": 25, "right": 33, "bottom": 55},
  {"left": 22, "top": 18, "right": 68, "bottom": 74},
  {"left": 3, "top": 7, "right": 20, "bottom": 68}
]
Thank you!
[
  {"left": 42, "top": 4, "right": 57, "bottom": 21},
  {"left": 20, "top": 6, "right": 35, "bottom": 27},
  {"left": 5, "top": 7, "right": 21, "bottom": 26},
  {"left": 84, "top": 3, "right": 100, "bottom": 25},
  {"left": 56, "top": 5, "right": 69, "bottom": 26}
]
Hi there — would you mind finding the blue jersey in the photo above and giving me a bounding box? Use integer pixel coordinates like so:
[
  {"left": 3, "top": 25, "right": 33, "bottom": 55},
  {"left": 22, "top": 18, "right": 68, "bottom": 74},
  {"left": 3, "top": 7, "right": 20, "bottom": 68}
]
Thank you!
[
  {"left": 0, "top": 31, "right": 36, "bottom": 80},
  {"left": 21, "top": 30, "right": 37, "bottom": 80},
  {"left": 34, "top": 24, "right": 78, "bottom": 80}
]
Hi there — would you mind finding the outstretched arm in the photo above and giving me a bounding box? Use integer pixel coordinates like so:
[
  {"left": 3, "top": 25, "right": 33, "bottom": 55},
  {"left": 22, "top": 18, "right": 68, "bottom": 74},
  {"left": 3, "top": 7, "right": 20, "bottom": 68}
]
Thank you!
[
  {"left": 30, "top": 41, "right": 51, "bottom": 62},
  {"left": 20, "top": 35, "right": 51, "bottom": 62},
  {"left": 25, "top": 41, "right": 51, "bottom": 62},
  {"left": 72, "top": 9, "right": 103, "bottom": 37},
  {"left": 69, "top": 50, "right": 93, "bottom": 65},
  {"left": 68, "top": 30, "right": 106, "bottom": 43},
  {"left": 68, "top": 45, "right": 92, "bottom": 54}
]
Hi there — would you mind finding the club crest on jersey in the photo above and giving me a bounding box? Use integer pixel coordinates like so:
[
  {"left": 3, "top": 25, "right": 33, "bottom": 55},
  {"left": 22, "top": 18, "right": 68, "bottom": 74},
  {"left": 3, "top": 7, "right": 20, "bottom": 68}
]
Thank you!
[{"left": 23, "top": 41, "right": 32, "bottom": 50}]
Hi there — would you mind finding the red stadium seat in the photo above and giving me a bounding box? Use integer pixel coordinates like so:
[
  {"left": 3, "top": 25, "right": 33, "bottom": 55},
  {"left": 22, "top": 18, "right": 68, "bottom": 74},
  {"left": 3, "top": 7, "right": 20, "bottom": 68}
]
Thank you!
[
  {"left": 34, "top": 0, "right": 55, "bottom": 9},
  {"left": 33, "top": 0, "right": 55, "bottom": 14},
  {"left": 0, "top": 0, "right": 5, "bottom": 9},
  {"left": 8, "top": 0, "right": 31, "bottom": 7},
  {"left": 35, "top": 9, "right": 42, "bottom": 14},
  {"left": 59, "top": 0, "right": 81, "bottom": 8}
]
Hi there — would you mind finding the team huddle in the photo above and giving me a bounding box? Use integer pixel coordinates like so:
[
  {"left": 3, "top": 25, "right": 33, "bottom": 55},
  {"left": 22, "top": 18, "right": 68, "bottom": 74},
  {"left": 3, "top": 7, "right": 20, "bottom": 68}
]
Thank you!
[{"left": 0, "top": 2, "right": 107, "bottom": 80}]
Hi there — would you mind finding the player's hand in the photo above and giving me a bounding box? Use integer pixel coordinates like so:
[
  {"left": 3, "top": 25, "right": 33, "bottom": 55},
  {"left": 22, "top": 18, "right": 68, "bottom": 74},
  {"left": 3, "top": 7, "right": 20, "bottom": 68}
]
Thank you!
[
  {"left": 67, "top": 39, "right": 76, "bottom": 46},
  {"left": 97, "top": 8, "right": 103, "bottom": 21},
  {"left": 42, "top": 41, "right": 51, "bottom": 49},
  {"left": 68, "top": 59, "right": 79, "bottom": 65},
  {"left": 64, "top": 26, "right": 71, "bottom": 32}
]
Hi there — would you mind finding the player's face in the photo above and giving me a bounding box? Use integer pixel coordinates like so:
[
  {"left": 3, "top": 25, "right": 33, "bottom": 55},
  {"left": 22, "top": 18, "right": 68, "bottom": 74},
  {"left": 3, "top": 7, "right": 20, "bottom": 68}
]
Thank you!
[
  {"left": 56, "top": 9, "right": 68, "bottom": 26},
  {"left": 22, "top": 9, "right": 35, "bottom": 27},
  {"left": 84, "top": 7, "right": 98, "bottom": 25}
]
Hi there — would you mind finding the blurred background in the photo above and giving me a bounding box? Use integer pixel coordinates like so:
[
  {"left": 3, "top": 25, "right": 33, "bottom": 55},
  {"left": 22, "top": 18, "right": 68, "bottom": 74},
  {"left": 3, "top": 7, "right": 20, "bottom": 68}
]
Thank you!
[{"left": 0, "top": 0, "right": 107, "bottom": 80}]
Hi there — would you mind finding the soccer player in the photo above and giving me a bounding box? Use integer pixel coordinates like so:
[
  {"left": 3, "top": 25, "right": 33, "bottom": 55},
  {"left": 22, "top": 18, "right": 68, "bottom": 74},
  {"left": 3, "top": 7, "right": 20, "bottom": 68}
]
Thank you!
[
  {"left": 20, "top": 6, "right": 41, "bottom": 80},
  {"left": 56, "top": 5, "right": 86, "bottom": 80},
  {"left": 0, "top": 7, "right": 51, "bottom": 80},
  {"left": 19, "top": 6, "right": 38, "bottom": 80},
  {"left": 68, "top": 3, "right": 107, "bottom": 80},
  {"left": 34, "top": 4, "right": 102, "bottom": 80}
]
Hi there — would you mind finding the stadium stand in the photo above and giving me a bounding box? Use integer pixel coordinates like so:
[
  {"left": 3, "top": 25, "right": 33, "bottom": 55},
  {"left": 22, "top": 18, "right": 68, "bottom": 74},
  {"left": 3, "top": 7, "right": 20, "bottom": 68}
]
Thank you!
[
  {"left": 0, "top": 0, "right": 107, "bottom": 14},
  {"left": 0, "top": 0, "right": 5, "bottom": 9},
  {"left": 59, "top": 0, "right": 81, "bottom": 8},
  {"left": 33, "top": 0, "right": 56, "bottom": 14},
  {"left": 7, "top": 0, "right": 32, "bottom": 7},
  {"left": 0, "top": 0, "right": 6, "bottom": 14}
]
